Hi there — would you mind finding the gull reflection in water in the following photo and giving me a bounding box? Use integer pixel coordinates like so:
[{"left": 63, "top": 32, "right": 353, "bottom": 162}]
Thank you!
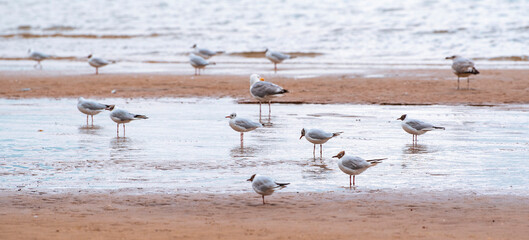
[
  {"left": 403, "top": 143, "right": 430, "bottom": 154},
  {"left": 78, "top": 125, "right": 103, "bottom": 135}
]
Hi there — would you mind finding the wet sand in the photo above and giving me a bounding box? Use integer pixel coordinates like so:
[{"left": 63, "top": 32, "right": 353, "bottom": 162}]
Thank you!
[
  {"left": 1, "top": 69, "right": 529, "bottom": 239},
  {"left": 0, "top": 190, "right": 528, "bottom": 240},
  {"left": 1, "top": 69, "right": 528, "bottom": 104}
]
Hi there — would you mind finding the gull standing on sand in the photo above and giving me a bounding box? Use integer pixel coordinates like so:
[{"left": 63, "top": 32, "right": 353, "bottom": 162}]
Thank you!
[
  {"left": 28, "top": 49, "right": 50, "bottom": 69},
  {"left": 191, "top": 44, "right": 224, "bottom": 59},
  {"left": 332, "top": 151, "right": 386, "bottom": 187},
  {"left": 247, "top": 174, "right": 289, "bottom": 205},
  {"left": 77, "top": 97, "right": 115, "bottom": 126},
  {"left": 299, "top": 128, "right": 342, "bottom": 158},
  {"left": 189, "top": 53, "right": 215, "bottom": 76},
  {"left": 265, "top": 48, "right": 294, "bottom": 73},
  {"left": 110, "top": 108, "right": 148, "bottom": 137},
  {"left": 445, "top": 55, "right": 480, "bottom": 90},
  {"left": 226, "top": 113, "right": 262, "bottom": 146},
  {"left": 88, "top": 54, "right": 115, "bottom": 75},
  {"left": 249, "top": 74, "right": 289, "bottom": 122},
  {"left": 397, "top": 114, "right": 445, "bottom": 144}
]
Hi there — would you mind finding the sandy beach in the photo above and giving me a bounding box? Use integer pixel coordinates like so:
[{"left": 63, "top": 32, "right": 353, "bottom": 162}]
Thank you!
[
  {"left": 1, "top": 190, "right": 528, "bottom": 240},
  {"left": 1, "top": 69, "right": 528, "bottom": 239},
  {"left": 1, "top": 69, "right": 528, "bottom": 104}
]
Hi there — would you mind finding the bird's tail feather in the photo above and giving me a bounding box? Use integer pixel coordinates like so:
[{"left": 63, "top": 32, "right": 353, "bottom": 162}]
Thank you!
[
  {"left": 134, "top": 114, "right": 148, "bottom": 119},
  {"left": 467, "top": 67, "right": 479, "bottom": 75},
  {"left": 366, "top": 158, "right": 387, "bottom": 165},
  {"left": 275, "top": 182, "right": 290, "bottom": 187},
  {"left": 209, "top": 62, "right": 216, "bottom": 65},
  {"left": 433, "top": 126, "right": 445, "bottom": 130}
]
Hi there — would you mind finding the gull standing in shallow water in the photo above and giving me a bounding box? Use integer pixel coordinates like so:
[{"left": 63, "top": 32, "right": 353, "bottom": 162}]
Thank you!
[
  {"left": 88, "top": 54, "right": 115, "bottom": 75},
  {"left": 110, "top": 108, "right": 148, "bottom": 137},
  {"left": 397, "top": 114, "right": 445, "bottom": 144},
  {"left": 247, "top": 174, "right": 289, "bottom": 205},
  {"left": 445, "top": 55, "right": 479, "bottom": 90},
  {"left": 226, "top": 113, "right": 262, "bottom": 147},
  {"left": 77, "top": 97, "right": 115, "bottom": 126},
  {"left": 191, "top": 44, "right": 224, "bottom": 59},
  {"left": 265, "top": 48, "right": 294, "bottom": 73},
  {"left": 189, "top": 53, "right": 215, "bottom": 76},
  {"left": 249, "top": 74, "right": 288, "bottom": 122},
  {"left": 300, "top": 128, "right": 343, "bottom": 158},
  {"left": 28, "top": 49, "right": 50, "bottom": 69},
  {"left": 332, "top": 151, "right": 386, "bottom": 188}
]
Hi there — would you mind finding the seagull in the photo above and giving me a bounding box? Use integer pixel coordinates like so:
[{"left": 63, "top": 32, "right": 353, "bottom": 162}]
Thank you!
[
  {"left": 88, "top": 54, "right": 115, "bottom": 75},
  {"left": 397, "top": 114, "right": 445, "bottom": 144},
  {"left": 28, "top": 49, "right": 50, "bottom": 69},
  {"left": 445, "top": 55, "right": 480, "bottom": 90},
  {"left": 299, "top": 128, "right": 343, "bottom": 158},
  {"left": 77, "top": 97, "right": 115, "bottom": 126},
  {"left": 110, "top": 108, "right": 148, "bottom": 137},
  {"left": 226, "top": 113, "right": 262, "bottom": 146},
  {"left": 191, "top": 44, "right": 224, "bottom": 59},
  {"left": 332, "top": 151, "right": 386, "bottom": 187},
  {"left": 189, "top": 53, "right": 215, "bottom": 76},
  {"left": 247, "top": 174, "right": 289, "bottom": 205},
  {"left": 249, "top": 74, "right": 289, "bottom": 122},
  {"left": 265, "top": 48, "right": 295, "bottom": 73}
]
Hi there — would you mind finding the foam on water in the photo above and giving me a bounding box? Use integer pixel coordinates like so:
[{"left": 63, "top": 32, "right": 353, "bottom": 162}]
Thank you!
[{"left": 0, "top": 98, "right": 527, "bottom": 195}]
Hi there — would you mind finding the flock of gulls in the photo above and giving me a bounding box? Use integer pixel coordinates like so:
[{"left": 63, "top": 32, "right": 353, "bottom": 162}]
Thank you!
[
  {"left": 28, "top": 46, "right": 479, "bottom": 89},
  {"left": 75, "top": 72, "right": 446, "bottom": 204}
]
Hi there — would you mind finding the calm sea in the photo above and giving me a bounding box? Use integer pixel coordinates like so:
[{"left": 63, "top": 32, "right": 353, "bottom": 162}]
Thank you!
[{"left": 1, "top": 0, "right": 529, "bottom": 72}]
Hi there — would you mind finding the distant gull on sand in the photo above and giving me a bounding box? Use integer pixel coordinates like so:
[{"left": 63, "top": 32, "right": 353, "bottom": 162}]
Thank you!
[
  {"left": 247, "top": 174, "right": 289, "bottom": 205},
  {"left": 299, "top": 128, "right": 342, "bottom": 158},
  {"left": 28, "top": 49, "right": 50, "bottom": 69},
  {"left": 226, "top": 113, "right": 262, "bottom": 146},
  {"left": 189, "top": 53, "right": 215, "bottom": 76},
  {"left": 332, "top": 151, "right": 386, "bottom": 188},
  {"left": 397, "top": 114, "right": 445, "bottom": 144},
  {"left": 249, "top": 73, "right": 288, "bottom": 122},
  {"left": 88, "top": 54, "right": 115, "bottom": 75},
  {"left": 110, "top": 108, "right": 148, "bottom": 137},
  {"left": 191, "top": 44, "right": 224, "bottom": 59},
  {"left": 265, "top": 48, "right": 295, "bottom": 73},
  {"left": 77, "top": 97, "right": 115, "bottom": 126},
  {"left": 445, "top": 55, "right": 479, "bottom": 90}
]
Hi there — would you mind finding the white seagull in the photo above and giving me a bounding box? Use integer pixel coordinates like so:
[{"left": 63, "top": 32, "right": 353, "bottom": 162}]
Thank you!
[
  {"left": 265, "top": 48, "right": 295, "bottom": 73},
  {"left": 110, "top": 108, "right": 148, "bottom": 137},
  {"left": 28, "top": 49, "right": 50, "bottom": 69},
  {"left": 397, "top": 114, "right": 445, "bottom": 144},
  {"left": 77, "top": 97, "right": 115, "bottom": 126},
  {"left": 299, "top": 128, "right": 343, "bottom": 158},
  {"left": 191, "top": 44, "right": 224, "bottom": 59},
  {"left": 249, "top": 73, "right": 288, "bottom": 121},
  {"left": 189, "top": 53, "right": 215, "bottom": 76},
  {"left": 445, "top": 55, "right": 480, "bottom": 90},
  {"left": 332, "top": 151, "right": 386, "bottom": 187},
  {"left": 226, "top": 113, "right": 262, "bottom": 146},
  {"left": 88, "top": 54, "right": 115, "bottom": 75},
  {"left": 247, "top": 174, "right": 289, "bottom": 205}
]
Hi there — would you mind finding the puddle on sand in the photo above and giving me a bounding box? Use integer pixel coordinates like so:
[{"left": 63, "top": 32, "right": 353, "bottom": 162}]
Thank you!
[{"left": 0, "top": 98, "right": 528, "bottom": 195}]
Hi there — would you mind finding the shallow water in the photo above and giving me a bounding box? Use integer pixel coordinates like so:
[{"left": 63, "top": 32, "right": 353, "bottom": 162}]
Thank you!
[
  {"left": 1, "top": 0, "right": 529, "bottom": 73},
  {"left": 0, "top": 98, "right": 528, "bottom": 195}
]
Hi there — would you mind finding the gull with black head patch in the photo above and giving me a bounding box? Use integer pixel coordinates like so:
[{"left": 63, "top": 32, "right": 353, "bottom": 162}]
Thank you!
[
  {"left": 247, "top": 174, "right": 289, "bottom": 205},
  {"left": 332, "top": 151, "right": 386, "bottom": 188},
  {"left": 397, "top": 114, "right": 445, "bottom": 144}
]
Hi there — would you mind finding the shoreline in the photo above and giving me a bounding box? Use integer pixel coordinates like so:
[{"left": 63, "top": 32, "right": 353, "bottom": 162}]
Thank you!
[
  {"left": 1, "top": 189, "right": 527, "bottom": 240},
  {"left": 1, "top": 69, "right": 528, "bottom": 104}
]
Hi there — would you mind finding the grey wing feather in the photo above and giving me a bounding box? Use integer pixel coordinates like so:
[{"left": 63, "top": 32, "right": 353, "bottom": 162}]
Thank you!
[
  {"left": 190, "top": 55, "right": 208, "bottom": 66},
  {"left": 251, "top": 82, "right": 286, "bottom": 98},
  {"left": 81, "top": 101, "right": 107, "bottom": 110},
  {"left": 452, "top": 59, "right": 474, "bottom": 73},
  {"left": 271, "top": 51, "right": 289, "bottom": 61},
  {"left": 91, "top": 58, "right": 110, "bottom": 65},
  {"left": 343, "top": 157, "right": 370, "bottom": 170},
  {"left": 407, "top": 120, "right": 434, "bottom": 131},
  {"left": 307, "top": 129, "right": 333, "bottom": 139},
  {"left": 234, "top": 118, "right": 262, "bottom": 129},
  {"left": 112, "top": 109, "right": 135, "bottom": 121},
  {"left": 198, "top": 48, "right": 216, "bottom": 56}
]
